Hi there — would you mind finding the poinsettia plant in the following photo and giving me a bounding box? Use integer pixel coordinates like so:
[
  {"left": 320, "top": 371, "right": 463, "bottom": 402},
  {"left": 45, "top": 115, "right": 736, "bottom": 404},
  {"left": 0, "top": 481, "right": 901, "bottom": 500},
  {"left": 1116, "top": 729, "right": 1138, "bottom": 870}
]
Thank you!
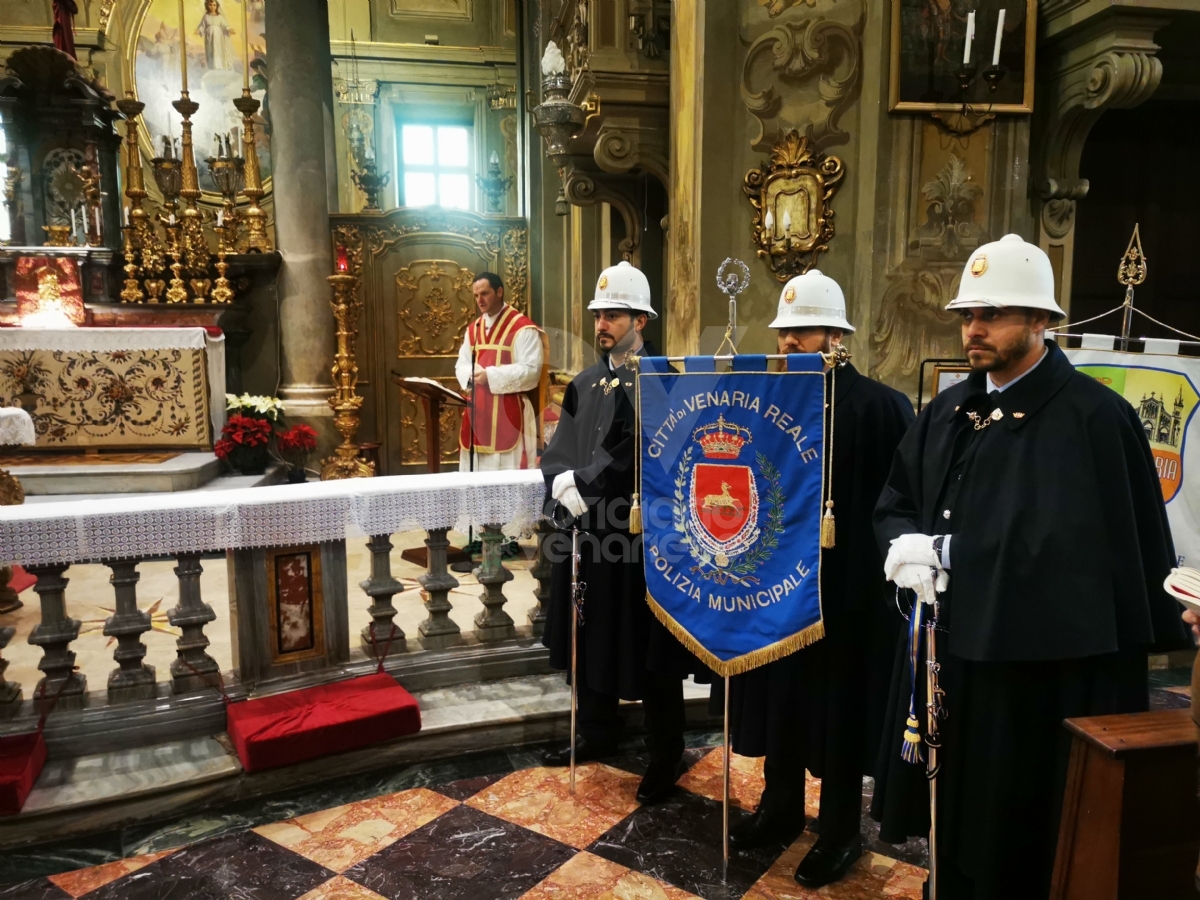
[
  {"left": 274, "top": 424, "right": 319, "bottom": 481},
  {"left": 214, "top": 414, "right": 275, "bottom": 475},
  {"left": 225, "top": 393, "right": 285, "bottom": 422}
]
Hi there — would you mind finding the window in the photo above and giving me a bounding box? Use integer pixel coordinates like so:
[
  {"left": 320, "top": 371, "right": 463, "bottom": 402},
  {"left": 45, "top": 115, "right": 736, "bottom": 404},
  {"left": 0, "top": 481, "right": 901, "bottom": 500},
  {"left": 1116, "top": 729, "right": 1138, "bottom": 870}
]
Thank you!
[{"left": 399, "top": 124, "right": 471, "bottom": 210}]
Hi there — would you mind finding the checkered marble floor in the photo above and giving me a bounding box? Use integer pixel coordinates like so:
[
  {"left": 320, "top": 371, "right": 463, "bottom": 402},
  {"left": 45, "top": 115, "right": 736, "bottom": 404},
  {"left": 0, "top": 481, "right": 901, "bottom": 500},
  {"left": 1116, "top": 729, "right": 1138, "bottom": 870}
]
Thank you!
[{"left": 1, "top": 747, "right": 926, "bottom": 900}]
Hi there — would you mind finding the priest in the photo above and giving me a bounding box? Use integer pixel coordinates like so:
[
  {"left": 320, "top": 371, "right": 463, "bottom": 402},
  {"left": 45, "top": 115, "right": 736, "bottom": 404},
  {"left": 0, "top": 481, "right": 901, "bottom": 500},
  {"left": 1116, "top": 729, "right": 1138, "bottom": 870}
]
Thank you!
[
  {"left": 540, "top": 261, "right": 707, "bottom": 804},
  {"left": 716, "top": 270, "right": 914, "bottom": 888},
  {"left": 871, "top": 234, "right": 1188, "bottom": 899}
]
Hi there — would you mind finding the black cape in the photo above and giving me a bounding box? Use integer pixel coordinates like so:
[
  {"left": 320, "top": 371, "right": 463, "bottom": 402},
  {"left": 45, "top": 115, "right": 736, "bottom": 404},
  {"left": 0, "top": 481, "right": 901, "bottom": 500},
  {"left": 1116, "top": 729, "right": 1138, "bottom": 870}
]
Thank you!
[
  {"left": 717, "top": 363, "right": 915, "bottom": 775},
  {"left": 540, "top": 347, "right": 709, "bottom": 700},
  {"left": 870, "top": 341, "right": 1188, "bottom": 897}
]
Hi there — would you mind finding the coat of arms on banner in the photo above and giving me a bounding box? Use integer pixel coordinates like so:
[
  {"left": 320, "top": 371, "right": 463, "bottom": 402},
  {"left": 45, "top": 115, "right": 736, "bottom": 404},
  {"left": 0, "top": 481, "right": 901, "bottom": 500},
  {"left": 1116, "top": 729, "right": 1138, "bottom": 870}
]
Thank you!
[
  {"left": 1075, "top": 364, "right": 1200, "bottom": 502},
  {"left": 637, "top": 360, "right": 827, "bottom": 676}
]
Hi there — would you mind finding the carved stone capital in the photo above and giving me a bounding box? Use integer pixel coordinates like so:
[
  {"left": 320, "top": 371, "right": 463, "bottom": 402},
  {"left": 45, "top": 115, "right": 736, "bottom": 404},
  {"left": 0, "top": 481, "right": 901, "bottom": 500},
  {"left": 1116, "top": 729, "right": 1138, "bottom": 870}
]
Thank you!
[{"left": 1034, "top": 15, "right": 1167, "bottom": 202}]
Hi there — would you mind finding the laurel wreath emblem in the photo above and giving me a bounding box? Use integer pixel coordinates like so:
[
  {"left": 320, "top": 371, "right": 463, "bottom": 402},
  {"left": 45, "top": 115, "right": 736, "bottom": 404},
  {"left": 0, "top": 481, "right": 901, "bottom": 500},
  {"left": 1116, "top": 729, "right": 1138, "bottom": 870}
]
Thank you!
[{"left": 673, "top": 447, "right": 785, "bottom": 587}]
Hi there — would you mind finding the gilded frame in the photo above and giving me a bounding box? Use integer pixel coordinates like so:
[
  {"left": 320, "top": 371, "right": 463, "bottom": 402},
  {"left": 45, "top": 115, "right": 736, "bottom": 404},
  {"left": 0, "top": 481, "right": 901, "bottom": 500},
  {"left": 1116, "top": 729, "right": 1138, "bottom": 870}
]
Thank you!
[
  {"left": 932, "top": 364, "right": 972, "bottom": 397},
  {"left": 888, "top": 0, "right": 1037, "bottom": 114},
  {"left": 266, "top": 544, "right": 326, "bottom": 665}
]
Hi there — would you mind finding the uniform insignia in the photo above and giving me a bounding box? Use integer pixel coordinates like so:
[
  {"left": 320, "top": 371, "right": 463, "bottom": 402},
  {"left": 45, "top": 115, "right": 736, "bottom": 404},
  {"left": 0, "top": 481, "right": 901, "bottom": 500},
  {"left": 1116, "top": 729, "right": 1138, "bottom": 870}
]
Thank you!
[
  {"left": 784, "top": 287, "right": 796, "bottom": 303},
  {"left": 1013, "top": 412, "right": 1025, "bottom": 418},
  {"left": 601, "top": 376, "right": 620, "bottom": 395},
  {"left": 970, "top": 255, "right": 988, "bottom": 277},
  {"left": 598, "top": 275, "right": 608, "bottom": 290}
]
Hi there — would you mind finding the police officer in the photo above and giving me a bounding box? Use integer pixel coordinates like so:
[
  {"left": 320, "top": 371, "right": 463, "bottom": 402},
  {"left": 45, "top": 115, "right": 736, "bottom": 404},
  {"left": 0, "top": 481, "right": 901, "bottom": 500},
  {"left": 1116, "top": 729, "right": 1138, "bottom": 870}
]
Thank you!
[
  {"left": 716, "top": 270, "right": 914, "bottom": 887},
  {"left": 872, "top": 234, "right": 1188, "bottom": 899},
  {"left": 541, "top": 262, "right": 709, "bottom": 804}
]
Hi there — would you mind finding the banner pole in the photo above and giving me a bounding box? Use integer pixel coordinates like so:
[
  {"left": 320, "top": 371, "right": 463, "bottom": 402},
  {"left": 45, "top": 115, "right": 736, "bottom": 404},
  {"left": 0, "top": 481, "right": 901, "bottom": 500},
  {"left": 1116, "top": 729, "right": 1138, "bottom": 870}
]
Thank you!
[
  {"left": 569, "top": 523, "right": 580, "bottom": 796},
  {"left": 722, "top": 673, "right": 731, "bottom": 875}
]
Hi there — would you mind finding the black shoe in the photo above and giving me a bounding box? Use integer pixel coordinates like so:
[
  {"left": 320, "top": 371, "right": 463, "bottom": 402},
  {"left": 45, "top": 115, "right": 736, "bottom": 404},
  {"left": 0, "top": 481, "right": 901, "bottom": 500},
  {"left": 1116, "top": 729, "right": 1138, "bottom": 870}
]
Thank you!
[
  {"left": 541, "top": 735, "right": 617, "bottom": 767},
  {"left": 636, "top": 758, "right": 685, "bottom": 805},
  {"left": 793, "top": 833, "right": 864, "bottom": 888},
  {"left": 729, "top": 805, "right": 806, "bottom": 849}
]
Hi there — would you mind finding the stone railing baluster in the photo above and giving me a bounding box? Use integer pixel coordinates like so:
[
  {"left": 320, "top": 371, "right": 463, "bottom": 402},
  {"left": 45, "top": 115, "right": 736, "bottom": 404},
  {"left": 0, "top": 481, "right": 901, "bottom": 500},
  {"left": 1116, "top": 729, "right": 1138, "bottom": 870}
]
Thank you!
[
  {"left": 0, "top": 625, "right": 20, "bottom": 717},
  {"left": 474, "top": 525, "right": 515, "bottom": 642},
  {"left": 528, "top": 518, "right": 552, "bottom": 638},
  {"left": 103, "top": 559, "right": 157, "bottom": 703},
  {"left": 418, "top": 528, "right": 463, "bottom": 650},
  {"left": 167, "top": 553, "right": 220, "bottom": 693},
  {"left": 26, "top": 564, "right": 87, "bottom": 710},
  {"left": 361, "top": 533, "right": 406, "bottom": 656}
]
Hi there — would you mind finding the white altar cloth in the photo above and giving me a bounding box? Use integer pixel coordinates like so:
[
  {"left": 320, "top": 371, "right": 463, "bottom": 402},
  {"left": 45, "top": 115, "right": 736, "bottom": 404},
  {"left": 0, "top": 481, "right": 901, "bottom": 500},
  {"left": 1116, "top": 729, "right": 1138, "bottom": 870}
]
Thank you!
[
  {"left": 0, "top": 407, "right": 35, "bottom": 446},
  {"left": 0, "top": 469, "right": 547, "bottom": 566},
  {"left": 0, "top": 327, "right": 226, "bottom": 437}
]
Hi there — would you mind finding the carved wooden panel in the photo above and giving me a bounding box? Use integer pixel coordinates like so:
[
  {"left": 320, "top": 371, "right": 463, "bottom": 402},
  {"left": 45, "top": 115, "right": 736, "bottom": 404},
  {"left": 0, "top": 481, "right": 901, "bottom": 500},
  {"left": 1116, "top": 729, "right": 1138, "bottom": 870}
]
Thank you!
[
  {"left": 390, "top": 0, "right": 472, "bottom": 20},
  {"left": 395, "top": 260, "right": 476, "bottom": 359}
]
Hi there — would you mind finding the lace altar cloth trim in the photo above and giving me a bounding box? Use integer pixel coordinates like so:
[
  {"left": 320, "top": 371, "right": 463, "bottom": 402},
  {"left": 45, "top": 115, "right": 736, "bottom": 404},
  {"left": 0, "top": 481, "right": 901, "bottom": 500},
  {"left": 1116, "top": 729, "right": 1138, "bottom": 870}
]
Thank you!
[
  {"left": 0, "top": 408, "right": 35, "bottom": 446},
  {"left": 0, "top": 470, "right": 546, "bottom": 566}
]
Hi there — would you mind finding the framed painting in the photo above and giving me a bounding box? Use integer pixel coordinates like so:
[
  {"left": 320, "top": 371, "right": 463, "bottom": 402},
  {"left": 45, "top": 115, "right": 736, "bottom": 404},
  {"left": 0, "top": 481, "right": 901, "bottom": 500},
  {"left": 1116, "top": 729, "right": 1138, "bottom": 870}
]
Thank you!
[
  {"left": 127, "top": 0, "right": 271, "bottom": 196},
  {"left": 889, "top": 0, "right": 1036, "bottom": 113},
  {"left": 266, "top": 545, "right": 326, "bottom": 665}
]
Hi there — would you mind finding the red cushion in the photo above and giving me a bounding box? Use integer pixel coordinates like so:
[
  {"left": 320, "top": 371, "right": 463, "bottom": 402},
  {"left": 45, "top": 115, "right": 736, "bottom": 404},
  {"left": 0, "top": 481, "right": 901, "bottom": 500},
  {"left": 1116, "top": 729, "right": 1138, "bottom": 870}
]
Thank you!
[
  {"left": 9, "top": 566, "right": 36, "bottom": 594},
  {"left": 225, "top": 674, "right": 421, "bottom": 773},
  {"left": 0, "top": 731, "right": 47, "bottom": 816}
]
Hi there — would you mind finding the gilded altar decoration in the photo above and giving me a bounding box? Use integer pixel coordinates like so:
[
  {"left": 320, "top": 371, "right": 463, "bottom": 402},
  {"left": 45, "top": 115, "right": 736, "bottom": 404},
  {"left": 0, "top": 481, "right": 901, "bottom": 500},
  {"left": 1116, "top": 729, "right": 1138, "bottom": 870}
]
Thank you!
[
  {"left": 396, "top": 260, "right": 477, "bottom": 358},
  {"left": 321, "top": 271, "right": 374, "bottom": 480},
  {"left": 743, "top": 130, "right": 845, "bottom": 282},
  {"left": 14, "top": 256, "right": 86, "bottom": 326},
  {"left": 0, "top": 348, "right": 211, "bottom": 449}
]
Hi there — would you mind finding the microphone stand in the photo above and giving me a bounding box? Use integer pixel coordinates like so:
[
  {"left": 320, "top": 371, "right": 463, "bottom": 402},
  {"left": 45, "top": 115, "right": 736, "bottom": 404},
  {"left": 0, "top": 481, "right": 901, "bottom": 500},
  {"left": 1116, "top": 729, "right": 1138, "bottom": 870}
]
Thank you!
[{"left": 452, "top": 319, "right": 481, "bottom": 573}]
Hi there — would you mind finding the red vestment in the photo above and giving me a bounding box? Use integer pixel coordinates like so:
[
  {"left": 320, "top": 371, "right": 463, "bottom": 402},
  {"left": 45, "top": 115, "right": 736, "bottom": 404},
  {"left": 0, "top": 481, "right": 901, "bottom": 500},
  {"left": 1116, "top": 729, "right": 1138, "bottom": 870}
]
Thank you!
[
  {"left": 459, "top": 305, "right": 536, "bottom": 455},
  {"left": 53, "top": 0, "right": 78, "bottom": 60}
]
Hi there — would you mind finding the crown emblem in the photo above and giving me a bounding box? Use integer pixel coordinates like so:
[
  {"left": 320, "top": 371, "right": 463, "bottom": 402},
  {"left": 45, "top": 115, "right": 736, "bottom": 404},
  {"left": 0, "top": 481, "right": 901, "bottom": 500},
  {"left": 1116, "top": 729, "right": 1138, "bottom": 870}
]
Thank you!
[
  {"left": 784, "top": 287, "right": 796, "bottom": 303},
  {"left": 598, "top": 275, "right": 608, "bottom": 289},
  {"left": 970, "top": 255, "right": 988, "bottom": 277},
  {"left": 693, "top": 414, "right": 752, "bottom": 460}
]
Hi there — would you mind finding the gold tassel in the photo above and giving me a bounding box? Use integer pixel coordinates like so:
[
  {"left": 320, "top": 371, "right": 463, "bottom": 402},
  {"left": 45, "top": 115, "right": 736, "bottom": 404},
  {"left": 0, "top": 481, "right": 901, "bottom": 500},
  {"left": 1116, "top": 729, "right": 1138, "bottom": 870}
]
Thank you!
[
  {"left": 820, "top": 500, "right": 835, "bottom": 548},
  {"left": 629, "top": 493, "right": 643, "bottom": 534}
]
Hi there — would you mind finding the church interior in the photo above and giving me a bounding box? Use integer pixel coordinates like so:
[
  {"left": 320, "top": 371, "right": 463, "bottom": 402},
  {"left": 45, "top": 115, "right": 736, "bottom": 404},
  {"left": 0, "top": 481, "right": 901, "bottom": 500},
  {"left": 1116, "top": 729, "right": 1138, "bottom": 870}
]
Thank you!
[{"left": 0, "top": 0, "right": 1199, "bottom": 897}]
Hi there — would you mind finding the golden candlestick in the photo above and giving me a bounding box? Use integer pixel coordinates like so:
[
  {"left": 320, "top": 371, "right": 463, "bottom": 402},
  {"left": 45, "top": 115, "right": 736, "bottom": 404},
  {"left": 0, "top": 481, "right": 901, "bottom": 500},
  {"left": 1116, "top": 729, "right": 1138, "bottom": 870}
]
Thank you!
[
  {"left": 233, "top": 90, "right": 269, "bottom": 252},
  {"left": 172, "top": 93, "right": 209, "bottom": 285},
  {"left": 321, "top": 272, "right": 374, "bottom": 480},
  {"left": 166, "top": 247, "right": 188, "bottom": 303},
  {"left": 81, "top": 141, "right": 102, "bottom": 247},
  {"left": 209, "top": 226, "right": 234, "bottom": 304},
  {"left": 119, "top": 225, "right": 144, "bottom": 303}
]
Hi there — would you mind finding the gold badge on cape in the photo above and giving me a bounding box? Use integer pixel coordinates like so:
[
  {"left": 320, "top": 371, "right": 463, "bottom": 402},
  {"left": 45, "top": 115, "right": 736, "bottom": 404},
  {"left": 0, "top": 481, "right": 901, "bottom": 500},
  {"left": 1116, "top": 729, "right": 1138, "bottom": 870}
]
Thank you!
[{"left": 970, "top": 255, "right": 988, "bottom": 277}]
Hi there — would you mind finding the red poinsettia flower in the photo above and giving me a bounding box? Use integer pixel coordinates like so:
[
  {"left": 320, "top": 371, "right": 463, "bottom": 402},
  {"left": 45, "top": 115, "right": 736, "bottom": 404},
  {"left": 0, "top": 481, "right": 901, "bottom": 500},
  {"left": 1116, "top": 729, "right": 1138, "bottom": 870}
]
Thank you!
[
  {"left": 276, "top": 424, "right": 318, "bottom": 454},
  {"left": 222, "top": 414, "right": 273, "bottom": 448},
  {"left": 214, "top": 437, "right": 235, "bottom": 460}
]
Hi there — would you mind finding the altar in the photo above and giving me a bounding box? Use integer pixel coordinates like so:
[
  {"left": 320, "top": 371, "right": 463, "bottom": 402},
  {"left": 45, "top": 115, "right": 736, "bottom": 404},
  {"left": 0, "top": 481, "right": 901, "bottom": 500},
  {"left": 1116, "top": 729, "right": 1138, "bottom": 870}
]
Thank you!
[{"left": 0, "top": 327, "right": 224, "bottom": 451}]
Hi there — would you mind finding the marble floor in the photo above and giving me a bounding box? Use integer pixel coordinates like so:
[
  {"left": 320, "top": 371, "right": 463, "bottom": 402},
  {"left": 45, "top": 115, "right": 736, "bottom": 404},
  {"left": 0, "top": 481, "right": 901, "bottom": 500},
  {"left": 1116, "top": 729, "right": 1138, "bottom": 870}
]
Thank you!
[
  {"left": 1, "top": 530, "right": 540, "bottom": 690},
  {"left": 0, "top": 732, "right": 929, "bottom": 900}
]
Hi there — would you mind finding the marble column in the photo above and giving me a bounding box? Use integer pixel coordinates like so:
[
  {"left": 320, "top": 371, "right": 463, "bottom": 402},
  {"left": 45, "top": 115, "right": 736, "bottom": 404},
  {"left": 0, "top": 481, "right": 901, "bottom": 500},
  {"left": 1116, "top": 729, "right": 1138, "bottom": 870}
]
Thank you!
[{"left": 266, "top": 0, "right": 337, "bottom": 418}]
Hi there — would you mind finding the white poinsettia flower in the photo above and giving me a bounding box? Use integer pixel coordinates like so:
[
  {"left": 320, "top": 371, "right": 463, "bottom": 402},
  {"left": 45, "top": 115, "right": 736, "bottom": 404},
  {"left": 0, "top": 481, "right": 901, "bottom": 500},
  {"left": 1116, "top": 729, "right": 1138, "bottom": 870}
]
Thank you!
[{"left": 225, "top": 393, "right": 240, "bottom": 409}]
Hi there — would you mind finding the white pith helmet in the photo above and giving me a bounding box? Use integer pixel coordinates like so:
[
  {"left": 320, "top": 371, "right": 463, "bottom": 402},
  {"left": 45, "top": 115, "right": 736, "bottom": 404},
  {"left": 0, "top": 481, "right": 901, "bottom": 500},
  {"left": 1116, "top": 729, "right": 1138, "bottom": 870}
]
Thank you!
[
  {"left": 589, "top": 261, "right": 658, "bottom": 320},
  {"left": 947, "top": 233, "right": 1066, "bottom": 319},
  {"left": 768, "top": 269, "right": 855, "bottom": 333}
]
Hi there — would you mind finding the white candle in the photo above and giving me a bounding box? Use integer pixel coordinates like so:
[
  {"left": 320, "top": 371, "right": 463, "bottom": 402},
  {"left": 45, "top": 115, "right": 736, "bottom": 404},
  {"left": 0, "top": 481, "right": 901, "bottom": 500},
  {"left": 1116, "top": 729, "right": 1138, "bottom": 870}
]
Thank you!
[
  {"left": 169, "top": 213, "right": 176, "bottom": 225},
  {"left": 70, "top": 208, "right": 77, "bottom": 234},
  {"left": 992, "top": 9, "right": 1006, "bottom": 67},
  {"left": 217, "top": 210, "right": 224, "bottom": 227},
  {"left": 123, "top": 206, "right": 130, "bottom": 227},
  {"left": 94, "top": 208, "right": 101, "bottom": 236},
  {"left": 783, "top": 209, "right": 792, "bottom": 234},
  {"left": 963, "top": 10, "right": 975, "bottom": 65},
  {"left": 764, "top": 208, "right": 774, "bottom": 234}
]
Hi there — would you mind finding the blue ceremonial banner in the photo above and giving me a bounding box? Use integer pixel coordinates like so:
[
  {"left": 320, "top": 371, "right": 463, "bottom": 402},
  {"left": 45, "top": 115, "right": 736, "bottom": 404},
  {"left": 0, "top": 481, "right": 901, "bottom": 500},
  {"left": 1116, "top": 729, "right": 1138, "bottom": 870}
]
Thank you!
[{"left": 636, "top": 356, "right": 827, "bottom": 676}]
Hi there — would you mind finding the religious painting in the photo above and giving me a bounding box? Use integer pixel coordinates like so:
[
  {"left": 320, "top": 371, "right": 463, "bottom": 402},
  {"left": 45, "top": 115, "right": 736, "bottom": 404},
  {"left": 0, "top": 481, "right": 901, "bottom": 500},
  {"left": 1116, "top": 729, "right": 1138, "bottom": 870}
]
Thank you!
[
  {"left": 267, "top": 546, "right": 326, "bottom": 662},
  {"left": 130, "top": 0, "right": 270, "bottom": 194},
  {"left": 888, "top": 0, "right": 1036, "bottom": 113}
]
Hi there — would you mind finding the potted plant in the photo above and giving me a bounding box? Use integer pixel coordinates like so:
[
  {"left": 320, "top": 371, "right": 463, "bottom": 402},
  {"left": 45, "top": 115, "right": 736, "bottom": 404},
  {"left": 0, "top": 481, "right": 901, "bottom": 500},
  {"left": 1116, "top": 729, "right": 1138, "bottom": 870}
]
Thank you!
[
  {"left": 275, "top": 424, "right": 319, "bottom": 483},
  {"left": 214, "top": 414, "right": 274, "bottom": 475}
]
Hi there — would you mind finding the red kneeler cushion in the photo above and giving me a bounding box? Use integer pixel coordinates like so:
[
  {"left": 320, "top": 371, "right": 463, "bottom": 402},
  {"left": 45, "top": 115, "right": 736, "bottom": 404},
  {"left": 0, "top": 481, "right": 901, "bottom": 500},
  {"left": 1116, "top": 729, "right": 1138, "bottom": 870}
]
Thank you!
[
  {"left": 225, "top": 674, "right": 421, "bottom": 773},
  {"left": 0, "top": 731, "right": 47, "bottom": 816}
]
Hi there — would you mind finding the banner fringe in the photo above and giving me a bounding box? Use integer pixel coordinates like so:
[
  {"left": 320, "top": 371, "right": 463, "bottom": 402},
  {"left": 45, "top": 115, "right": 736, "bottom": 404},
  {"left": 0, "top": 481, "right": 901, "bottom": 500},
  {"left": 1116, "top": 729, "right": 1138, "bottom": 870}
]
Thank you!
[{"left": 644, "top": 591, "right": 825, "bottom": 678}]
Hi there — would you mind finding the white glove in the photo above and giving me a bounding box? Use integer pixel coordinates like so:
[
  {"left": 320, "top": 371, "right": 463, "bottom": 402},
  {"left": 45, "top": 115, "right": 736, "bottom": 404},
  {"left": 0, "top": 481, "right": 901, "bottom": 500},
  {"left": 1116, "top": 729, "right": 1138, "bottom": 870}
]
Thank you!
[
  {"left": 885, "top": 534, "right": 949, "bottom": 604},
  {"left": 551, "top": 471, "right": 587, "bottom": 517}
]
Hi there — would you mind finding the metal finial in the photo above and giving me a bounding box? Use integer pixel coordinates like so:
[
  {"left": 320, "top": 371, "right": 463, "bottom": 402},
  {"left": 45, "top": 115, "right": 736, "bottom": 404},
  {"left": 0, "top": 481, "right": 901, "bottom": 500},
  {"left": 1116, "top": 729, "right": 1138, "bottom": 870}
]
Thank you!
[
  {"left": 1117, "top": 223, "right": 1147, "bottom": 288},
  {"left": 716, "top": 257, "right": 751, "bottom": 300}
]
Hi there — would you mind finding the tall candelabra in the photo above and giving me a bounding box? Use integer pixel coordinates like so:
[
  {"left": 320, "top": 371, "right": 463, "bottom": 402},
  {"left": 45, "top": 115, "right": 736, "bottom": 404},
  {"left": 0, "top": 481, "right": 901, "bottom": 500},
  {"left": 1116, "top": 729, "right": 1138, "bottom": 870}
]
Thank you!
[
  {"left": 320, "top": 271, "right": 374, "bottom": 480},
  {"left": 233, "top": 90, "right": 270, "bottom": 252},
  {"left": 173, "top": 91, "right": 211, "bottom": 301}
]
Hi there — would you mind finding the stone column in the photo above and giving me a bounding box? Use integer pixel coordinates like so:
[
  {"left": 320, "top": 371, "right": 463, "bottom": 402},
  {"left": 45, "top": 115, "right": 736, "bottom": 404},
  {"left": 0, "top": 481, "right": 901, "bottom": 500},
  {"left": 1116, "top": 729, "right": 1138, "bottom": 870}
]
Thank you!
[
  {"left": 266, "top": 0, "right": 337, "bottom": 419},
  {"left": 361, "top": 534, "right": 406, "bottom": 656},
  {"left": 0, "top": 626, "right": 20, "bottom": 718},
  {"left": 167, "top": 553, "right": 220, "bottom": 694},
  {"left": 103, "top": 560, "right": 157, "bottom": 703},
  {"left": 26, "top": 564, "right": 88, "bottom": 711},
  {"left": 528, "top": 518, "right": 554, "bottom": 638},
  {"left": 474, "top": 525, "right": 516, "bottom": 642},
  {"left": 418, "top": 528, "right": 464, "bottom": 650}
]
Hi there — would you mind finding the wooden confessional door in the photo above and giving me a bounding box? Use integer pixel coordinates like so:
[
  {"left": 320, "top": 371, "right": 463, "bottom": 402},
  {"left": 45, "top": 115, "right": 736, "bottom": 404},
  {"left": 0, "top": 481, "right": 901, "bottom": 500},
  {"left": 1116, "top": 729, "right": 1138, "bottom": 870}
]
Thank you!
[{"left": 331, "top": 209, "right": 529, "bottom": 475}]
